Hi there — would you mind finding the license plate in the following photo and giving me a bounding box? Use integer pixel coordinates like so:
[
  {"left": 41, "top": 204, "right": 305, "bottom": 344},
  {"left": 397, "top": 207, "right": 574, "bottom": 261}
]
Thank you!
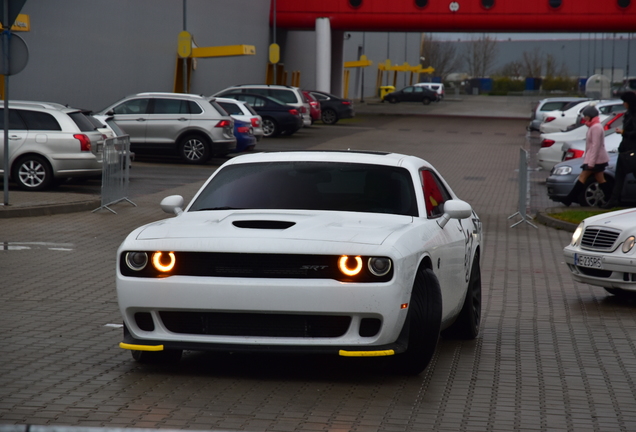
[{"left": 575, "top": 253, "right": 603, "bottom": 269}]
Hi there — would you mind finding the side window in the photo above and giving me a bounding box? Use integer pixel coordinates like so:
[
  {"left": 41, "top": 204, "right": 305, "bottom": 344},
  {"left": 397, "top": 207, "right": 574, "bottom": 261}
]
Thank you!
[
  {"left": 541, "top": 102, "right": 566, "bottom": 112},
  {"left": 0, "top": 109, "right": 28, "bottom": 129},
  {"left": 153, "top": 98, "right": 190, "bottom": 114},
  {"left": 112, "top": 99, "right": 149, "bottom": 115},
  {"left": 246, "top": 96, "right": 265, "bottom": 108},
  {"left": 420, "top": 169, "right": 452, "bottom": 218},
  {"left": 247, "top": 88, "right": 269, "bottom": 97},
  {"left": 188, "top": 101, "right": 203, "bottom": 114},
  {"left": 17, "top": 110, "right": 62, "bottom": 131},
  {"left": 403, "top": 87, "right": 414, "bottom": 94},
  {"left": 414, "top": 87, "right": 424, "bottom": 93},
  {"left": 269, "top": 89, "right": 296, "bottom": 104},
  {"left": 311, "top": 92, "right": 328, "bottom": 101}
]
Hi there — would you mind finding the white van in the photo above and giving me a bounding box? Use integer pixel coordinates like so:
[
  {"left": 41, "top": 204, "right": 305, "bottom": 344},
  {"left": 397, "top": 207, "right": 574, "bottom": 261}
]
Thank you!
[{"left": 415, "top": 82, "right": 444, "bottom": 100}]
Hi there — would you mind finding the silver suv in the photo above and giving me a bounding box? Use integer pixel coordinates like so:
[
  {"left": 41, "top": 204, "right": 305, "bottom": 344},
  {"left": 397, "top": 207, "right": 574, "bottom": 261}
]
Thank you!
[
  {"left": 214, "top": 85, "right": 311, "bottom": 127},
  {"left": 97, "top": 93, "right": 236, "bottom": 164},
  {"left": 0, "top": 101, "right": 104, "bottom": 191}
]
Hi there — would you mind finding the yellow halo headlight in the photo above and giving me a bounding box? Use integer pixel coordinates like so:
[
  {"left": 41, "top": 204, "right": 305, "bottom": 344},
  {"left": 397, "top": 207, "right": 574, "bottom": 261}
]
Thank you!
[
  {"left": 338, "top": 255, "right": 363, "bottom": 276},
  {"left": 152, "top": 252, "right": 176, "bottom": 272}
]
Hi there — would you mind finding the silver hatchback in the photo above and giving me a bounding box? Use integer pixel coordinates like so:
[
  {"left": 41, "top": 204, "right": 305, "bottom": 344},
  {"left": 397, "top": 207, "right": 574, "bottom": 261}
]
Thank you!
[
  {"left": 0, "top": 101, "right": 104, "bottom": 191},
  {"left": 97, "top": 93, "right": 236, "bottom": 164}
]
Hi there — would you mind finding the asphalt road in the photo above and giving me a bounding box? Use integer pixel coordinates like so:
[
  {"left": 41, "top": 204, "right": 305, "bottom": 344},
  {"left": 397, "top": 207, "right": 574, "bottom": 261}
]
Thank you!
[{"left": 2, "top": 114, "right": 636, "bottom": 432}]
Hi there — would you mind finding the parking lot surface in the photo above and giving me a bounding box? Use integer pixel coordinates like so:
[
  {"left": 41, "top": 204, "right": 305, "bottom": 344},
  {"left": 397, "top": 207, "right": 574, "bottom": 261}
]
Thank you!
[{"left": 2, "top": 103, "right": 636, "bottom": 431}]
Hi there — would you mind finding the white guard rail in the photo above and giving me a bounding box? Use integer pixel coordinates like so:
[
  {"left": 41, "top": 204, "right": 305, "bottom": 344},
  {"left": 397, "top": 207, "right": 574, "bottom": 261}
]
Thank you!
[{"left": 93, "top": 135, "right": 136, "bottom": 214}]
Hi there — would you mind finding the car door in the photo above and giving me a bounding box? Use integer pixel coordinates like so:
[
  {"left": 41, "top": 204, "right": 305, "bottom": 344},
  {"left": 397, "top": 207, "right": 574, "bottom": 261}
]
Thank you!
[
  {"left": 420, "top": 168, "right": 468, "bottom": 317},
  {"left": 109, "top": 98, "right": 151, "bottom": 144},
  {"left": 401, "top": 86, "right": 416, "bottom": 102},
  {"left": 0, "top": 109, "right": 28, "bottom": 174},
  {"left": 145, "top": 98, "right": 193, "bottom": 149}
]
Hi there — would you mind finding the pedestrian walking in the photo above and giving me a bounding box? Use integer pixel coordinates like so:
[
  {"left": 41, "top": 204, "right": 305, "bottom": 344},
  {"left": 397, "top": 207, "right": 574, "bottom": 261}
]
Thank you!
[
  {"left": 563, "top": 105, "right": 611, "bottom": 206},
  {"left": 602, "top": 91, "right": 636, "bottom": 208}
]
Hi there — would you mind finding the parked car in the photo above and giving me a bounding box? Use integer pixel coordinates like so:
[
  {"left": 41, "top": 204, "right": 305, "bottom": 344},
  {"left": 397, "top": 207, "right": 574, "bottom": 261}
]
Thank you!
[
  {"left": 0, "top": 101, "right": 104, "bottom": 191},
  {"left": 537, "top": 112, "right": 624, "bottom": 171},
  {"left": 214, "top": 84, "right": 312, "bottom": 127},
  {"left": 215, "top": 97, "right": 264, "bottom": 142},
  {"left": 216, "top": 92, "right": 303, "bottom": 137},
  {"left": 383, "top": 86, "right": 438, "bottom": 105},
  {"left": 414, "top": 82, "right": 445, "bottom": 100},
  {"left": 527, "top": 97, "right": 590, "bottom": 132},
  {"left": 302, "top": 90, "right": 321, "bottom": 124},
  {"left": 230, "top": 119, "right": 256, "bottom": 153},
  {"left": 563, "top": 208, "right": 636, "bottom": 297},
  {"left": 115, "top": 150, "right": 483, "bottom": 375},
  {"left": 539, "top": 99, "right": 623, "bottom": 134},
  {"left": 546, "top": 152, "right": 636, "bottom": 207},
  {"left": 96, "top": 92, "right": 236, "bottom": 164},
  {"left": 561, "top": 121, "right": 623, "bottom": 162},
  {"left": 572, "top": 99, "right": 626, "bottom": 127},
  {"left": 307, "top": 90, "right": 355, "bottom": 125}
]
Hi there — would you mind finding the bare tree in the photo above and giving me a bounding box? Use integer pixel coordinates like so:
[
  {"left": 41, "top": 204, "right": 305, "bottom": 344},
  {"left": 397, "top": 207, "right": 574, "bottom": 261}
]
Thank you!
[
  {"left": 522, "top": 48, "right": 543, "bottom": 77},
  {"left": 463, "top": 34, "right": 498, "bottom": 78},
  {"left": 545, "top": 53, "right": 558, "bottom": 78},
  {"left": 497, "top": 60, "right": 524, "bottom": 78},
  {"left": 418, "top": 33, "right": 461, "bottom": 81}
]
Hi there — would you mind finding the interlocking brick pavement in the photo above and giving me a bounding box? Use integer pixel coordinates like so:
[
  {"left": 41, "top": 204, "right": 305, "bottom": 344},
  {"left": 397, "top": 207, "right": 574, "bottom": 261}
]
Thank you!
[{"left": 1, "top": 107, "right": 636, "bottom": 432}]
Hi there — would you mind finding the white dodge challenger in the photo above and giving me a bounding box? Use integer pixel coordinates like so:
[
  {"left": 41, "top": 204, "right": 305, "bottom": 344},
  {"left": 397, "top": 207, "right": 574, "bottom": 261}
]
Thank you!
[{"left": 116, "top": 151, "right": 483, "bottom": 374}]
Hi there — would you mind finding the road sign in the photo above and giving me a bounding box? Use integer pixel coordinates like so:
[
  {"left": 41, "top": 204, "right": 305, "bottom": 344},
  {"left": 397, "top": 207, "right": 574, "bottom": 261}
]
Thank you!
[
  {"left": 0, "top": 31, "right": 28, "bottom": 75},
  {"left": 0, "top": 0, "right": 27, "bottom": 28},
  {"left": 177, "top": 31, "right": 192, "bottom": 58}
]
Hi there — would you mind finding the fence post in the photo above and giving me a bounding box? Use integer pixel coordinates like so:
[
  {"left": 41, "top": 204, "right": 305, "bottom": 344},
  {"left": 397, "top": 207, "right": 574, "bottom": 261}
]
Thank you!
[
  {"left": 508, "top": 147, "right": 537, "bottom": 229},
  {"left": 93, "top": 135, "right": 136, "bottom": 214}
]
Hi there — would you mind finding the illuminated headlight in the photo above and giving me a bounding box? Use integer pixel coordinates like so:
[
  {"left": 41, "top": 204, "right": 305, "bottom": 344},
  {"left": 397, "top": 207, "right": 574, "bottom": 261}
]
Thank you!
[
  {"left": 571, "top": 223, "right": 584, "bottom": 246},
  {"left": 125, "top": 252, "right": 148, "bottom": 271},
  {"left": 368, "top": 257, "right": 392, "bottom": 276},
  {"left": 338, "top": 256, "right": 363, "bottom": 276},
  {"left": 152, "top": 252, "right": 176, "bottom": 272},
  {"left": 553, "top": 166, "right": 572, "bottom": 176},
  {"left": 622, "top": 236, "right": 636, "bottom": 253}
]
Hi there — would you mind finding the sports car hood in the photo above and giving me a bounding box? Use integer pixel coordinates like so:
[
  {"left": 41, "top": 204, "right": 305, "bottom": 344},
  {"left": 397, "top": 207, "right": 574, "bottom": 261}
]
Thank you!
[{"left": 135, "top": 210, "right": 414, "bottom": 246}]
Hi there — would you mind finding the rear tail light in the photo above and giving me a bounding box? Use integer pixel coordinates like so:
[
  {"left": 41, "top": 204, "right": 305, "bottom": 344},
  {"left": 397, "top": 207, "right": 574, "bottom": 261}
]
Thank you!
[
  {"left": 251, "top": 118, "right": 260, "bottom": 127},
  {"left": 564, "top": 149, "right": 585, "bottom": 160},
  {"left": 342, "top": 101, "right": 351, "bottom": 105},
  {"left": 74, "top": 134, "right": 91, "bottom": 152},
  {"left": 545, "top": 117, "right": 556, "bottom": 123},
  {"left": 237, "top": 126, "right": 250, "bottom": 134},
  {"left": 289, "top": 109, "right": 299, "bottom": 116},
  {"left": 310, "top": 101, "right": 319, "bottom": 108},
  {"left": 216, "top": 120, "right": 232, "bottom": 128},
  {"left": 541, "top": 139, "right": 555, "bottom": 148}
]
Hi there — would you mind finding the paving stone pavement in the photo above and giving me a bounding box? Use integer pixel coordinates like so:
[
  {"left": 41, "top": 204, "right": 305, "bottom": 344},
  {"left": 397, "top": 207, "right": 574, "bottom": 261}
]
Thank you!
[{"left": 1, "top": 101, "right": 636, "bottom": 432}]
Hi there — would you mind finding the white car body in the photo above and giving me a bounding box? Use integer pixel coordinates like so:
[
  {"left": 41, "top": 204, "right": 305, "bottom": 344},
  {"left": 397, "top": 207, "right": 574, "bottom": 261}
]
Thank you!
[
  {"left": 414, "top": 82, "right": 445, "bottom": 99},
  {"left": 564, "top": 208, "right": 636, "bottom": 293},
  {"left": 116, "top": 151, "right": 483, "bottom": 374},
  {"left": 540, "top": 100, "right": 624, "bottom": 134},
  {"left": 214, "top": 97, "right": 264, "bottom": 142},
  {"left": 561, "top": 130, "right": 622, "bottom": 162}
]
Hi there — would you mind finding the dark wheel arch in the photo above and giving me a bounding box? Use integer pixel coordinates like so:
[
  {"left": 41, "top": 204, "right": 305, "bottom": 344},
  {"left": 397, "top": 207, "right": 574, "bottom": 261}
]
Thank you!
[
  {"left": 12, "top": 154, "right": 54, "bottom": 191},
  {"left": 441, "top": 251, "right": 481, "bottom": 340}
]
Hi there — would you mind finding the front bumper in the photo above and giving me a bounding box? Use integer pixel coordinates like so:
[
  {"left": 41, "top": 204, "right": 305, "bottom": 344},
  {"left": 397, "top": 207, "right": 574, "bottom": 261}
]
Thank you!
[
  {"left": 546, "top": 175, "right": 578, "bottom": 202},
  {"left": 563, "top": 246, "right": 636, "bottom": 291}
]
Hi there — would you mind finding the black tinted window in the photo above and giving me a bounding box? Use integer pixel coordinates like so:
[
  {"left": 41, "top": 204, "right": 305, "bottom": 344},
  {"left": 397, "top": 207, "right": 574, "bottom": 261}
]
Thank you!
[
  {"left": 268, "top": 89, "right": 297, "bottom": 104},
  {"left": 189, "top": 162, "right": 418, "bottom": 216},
  {"left": 18, "top": 110, "right": 62, "bottom": 131},
  {"left": 218, "top": 102, "right": 242, "bottom": 115},
  {"left": 189, "top": 101, "right": 203, "bottom": 114},
  {"left": 113, "top": 99, "right": 149, "bottom": 115},
  {"left": 153, "top": 98, "right": 190, "bottom": 114},
  {"left": 68, "top": 112, "right": 96, "bottom": 132},
  {"left": 0, "top": 109, "right": 27, "bottom": 129}
]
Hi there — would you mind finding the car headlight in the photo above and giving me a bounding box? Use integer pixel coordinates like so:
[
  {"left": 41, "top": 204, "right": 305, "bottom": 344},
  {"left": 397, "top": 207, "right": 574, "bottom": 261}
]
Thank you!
[
  {"left": 553, "top": 166, "right": 572, "bottom": 176},
  {"left": 368, "top": 257, "right": 392, "bottom": 276},
  {"left": 622, "top": 236, "right": 636, "bottom": 253},
  {"left": 338, "top": 256, "right": 363, "bottom": 276},
  {"left": 338, "top": 255, "right": 393, "bottom": 279},
  {"left": 571, "top": 223, "right": 584, "bottom": 246},
  {"left": 152, "top": 252, "right": 176, "bottom": 272},
  {"left": 125, "top": 252, "right": 148, "bottom": 271}
]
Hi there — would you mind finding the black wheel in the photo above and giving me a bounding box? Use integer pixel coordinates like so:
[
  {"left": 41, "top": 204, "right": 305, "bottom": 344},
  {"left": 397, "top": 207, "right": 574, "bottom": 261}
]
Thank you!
[
  {"left": 579, "top": 179, "right": 613, "bottom": 207},
  {"left": 388, "top": 96, "right": 398, "bottom": 104},
  {"left": 131, "top": 349, "right": 183, "bottom": 364},
  {"left": 12, "top": 155, "right": 54, "bottom": 191},
  {"left": 422, "top": 98, "right": 432, "bottom": 105},
  {"left": 262, "top": 117, "right": 280, "bottom": 137},
  {"left": 441, "top": 254, "right": 481, "bottom": 340},
  {"left": 394, "top": 267, "right": 442, "bottom": 375},
  {"left": 321, "top": 108, "right": 339, "bottom": 125},
  {"left": 178, "top": 134, "right": 211, "bottom": 164}
]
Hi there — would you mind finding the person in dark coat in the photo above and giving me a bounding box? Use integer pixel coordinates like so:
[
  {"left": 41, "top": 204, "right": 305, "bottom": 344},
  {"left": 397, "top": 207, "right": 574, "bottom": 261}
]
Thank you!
[{"left": 603, "top": 91, "right": 636, "bottom": 208}]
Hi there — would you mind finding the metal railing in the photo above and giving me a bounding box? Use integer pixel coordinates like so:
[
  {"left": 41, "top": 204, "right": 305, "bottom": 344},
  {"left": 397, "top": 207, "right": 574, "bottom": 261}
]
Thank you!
[
  {"left": 92, "top": 135, "right": 136, "bottom": 214},
  {"left": 509, "top": 148, "right": 537, "bottom": 229}
]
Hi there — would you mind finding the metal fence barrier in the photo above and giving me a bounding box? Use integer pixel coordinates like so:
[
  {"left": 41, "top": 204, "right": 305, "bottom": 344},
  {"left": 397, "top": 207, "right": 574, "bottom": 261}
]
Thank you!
[
  {"left": 93, "top": 135, "right": 136, "bottom": 214},
  {"left": 508, "top": 147, "right": 537, "bottom": 229}
]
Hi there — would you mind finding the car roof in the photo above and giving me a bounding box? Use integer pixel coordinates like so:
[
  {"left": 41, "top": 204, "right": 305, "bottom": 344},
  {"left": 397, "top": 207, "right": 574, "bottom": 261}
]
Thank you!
[
  {"left": 127, "top": 92, "right": 207, "bottom": 100},
  {"left": 7, "top": 100, "right": 81, "bottom": 113}
]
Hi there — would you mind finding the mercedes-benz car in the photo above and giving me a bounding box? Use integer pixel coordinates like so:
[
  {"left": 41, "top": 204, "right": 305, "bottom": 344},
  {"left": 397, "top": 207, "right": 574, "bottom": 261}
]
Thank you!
[
  {"left": 564, "top": 209, "right": 636, "bottom": 297},
  {"left": 115, "top": 151, "right": 483, "bottom": 375}
]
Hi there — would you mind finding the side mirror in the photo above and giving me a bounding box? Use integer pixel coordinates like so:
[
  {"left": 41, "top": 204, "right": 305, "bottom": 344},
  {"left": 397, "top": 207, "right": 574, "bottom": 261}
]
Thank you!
[
  {"left": 160, "top": 195, "right": 184, "bottom": 215},
  {"left": 437, "top": 199, "right": 472, "bottom": 229},
  {"left": 106, "top": 110, "right": 115, "bottom": 116}
]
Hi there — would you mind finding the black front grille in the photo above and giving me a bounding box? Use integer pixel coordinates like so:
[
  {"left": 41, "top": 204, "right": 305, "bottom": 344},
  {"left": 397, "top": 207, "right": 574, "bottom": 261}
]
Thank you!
[
  {"left": 581, "top": 228, "right": 620, "bottom": 250},
  {"left": 578, "top": 267, "right": 612, "bottom": 278},
  {"left": 159, "top": 311, "right": 351, "bottom": 338}
]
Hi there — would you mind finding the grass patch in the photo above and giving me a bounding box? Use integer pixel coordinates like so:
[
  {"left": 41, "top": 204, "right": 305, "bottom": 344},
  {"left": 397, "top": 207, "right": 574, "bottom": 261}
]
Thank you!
[{"left": 549, "top": 209, "right": 615, "bottom": 224}]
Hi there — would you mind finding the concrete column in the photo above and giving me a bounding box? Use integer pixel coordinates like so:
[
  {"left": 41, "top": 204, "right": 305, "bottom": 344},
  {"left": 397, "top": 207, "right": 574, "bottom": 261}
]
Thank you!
[
  {"left": 315, "top": 17, "right": 331, "bottom": 93},
  {"left": 331, "top": 31, "right": 345, "bottom": 97}
]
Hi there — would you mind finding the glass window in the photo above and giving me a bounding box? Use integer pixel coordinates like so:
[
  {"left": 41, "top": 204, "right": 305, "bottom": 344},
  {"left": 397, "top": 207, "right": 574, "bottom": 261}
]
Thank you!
[
  {"left": 67, "top": 112, "right": 96, "bottom": 132},
  {"left": 311, "top": 92, "right": 328, "bottom": 101},
  {"left": 0, "top": 109, "right": 28, "bottom": 129},
  {"left": 218, "top": 102, "right": 242, "bottom": 115},
  {"left": 112, "top": 99, "right": 149, "bottom": 115},
  {"left": 189, "top": 162, "right": 418, "bottom": 216},
  {"left": 403, "top": 87, "right": 414, "bottom": 94},
  {"left": 268, "top": 89, "right": 297, "bottom": 104},
  {"left": 189, "top": 101, "right": 203, "bottom": 114},
  {"left": 18, "top": 110, "right": 62, "bottom": 131},
  {"left": 420, "top": 169, "right": 452, "bottom": 218},
  {"left": 153, "top": 98, "right": 190, "bottom": 114},
  {"left": 414, "top": 87, "right": 424, "bottom": 93},
  {"left": 540, "top": 101, "right": 567, "bottom": 112}
]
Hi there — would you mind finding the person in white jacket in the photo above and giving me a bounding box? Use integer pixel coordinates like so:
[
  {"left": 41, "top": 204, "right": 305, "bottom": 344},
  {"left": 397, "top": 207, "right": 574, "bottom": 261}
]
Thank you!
[{"left": 562, "top": 105, "right": 611, "bottom": 206}]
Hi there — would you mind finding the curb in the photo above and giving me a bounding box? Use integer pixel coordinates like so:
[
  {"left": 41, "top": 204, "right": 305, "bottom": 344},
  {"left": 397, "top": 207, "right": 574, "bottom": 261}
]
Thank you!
[
  {"left": 534, "top": 211, "right": 577, "bottom": 232},
  {"left": 0, "top": 199, "right": 102, "bottom": 219}
]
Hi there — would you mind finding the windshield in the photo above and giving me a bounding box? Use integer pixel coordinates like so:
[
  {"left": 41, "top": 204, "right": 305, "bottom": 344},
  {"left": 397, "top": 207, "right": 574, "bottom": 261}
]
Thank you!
[{"left": 189, "top": 161, "right": 418, "bottom": 216}]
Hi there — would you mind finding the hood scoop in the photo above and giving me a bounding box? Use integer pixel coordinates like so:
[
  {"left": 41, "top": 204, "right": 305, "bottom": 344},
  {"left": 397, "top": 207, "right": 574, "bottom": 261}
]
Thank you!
[{"left": 232, "top": 220, "right": 296, "bottom": 230}]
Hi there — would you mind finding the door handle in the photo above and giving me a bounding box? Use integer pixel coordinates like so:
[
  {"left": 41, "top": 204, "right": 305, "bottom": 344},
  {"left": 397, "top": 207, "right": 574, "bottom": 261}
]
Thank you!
[
  {"left": 178, "top": 118, "right": 188, "bottom": 121},
  {"left": 9, "top": 135, "right": 22, "bottom": 140},
  {"left": 136, "top": 118, "right": 146, "bottom": 122}
]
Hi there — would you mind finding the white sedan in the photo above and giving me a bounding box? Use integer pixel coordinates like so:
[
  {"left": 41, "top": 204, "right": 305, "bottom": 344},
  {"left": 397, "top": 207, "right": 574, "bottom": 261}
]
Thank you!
[
  {"left": 564, "top": 209, "right": 636, "bottom": 296},
  {"left": 115, "top": 151, "right": 483, "bottom": 375}
]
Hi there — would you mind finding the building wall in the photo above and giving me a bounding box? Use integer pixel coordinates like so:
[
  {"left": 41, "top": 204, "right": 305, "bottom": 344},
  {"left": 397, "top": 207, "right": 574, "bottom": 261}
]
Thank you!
[{"left": 12, "top": 0, "right": 271, "bottom": 112}]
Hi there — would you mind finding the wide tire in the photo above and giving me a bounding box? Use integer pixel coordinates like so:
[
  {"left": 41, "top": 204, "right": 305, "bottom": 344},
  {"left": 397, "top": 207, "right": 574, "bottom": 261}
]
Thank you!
[
  {"left": 178, "top": 134, "right": 211, "bottom": 164},
  {"left": 262, "top": 117, "right": 280, "bottom": 137},
  {"left": 422, "top": 98, "right": 432, "bottom": 105},
  {"left": 441, "top": 255, "right": 482, "bottom": 340},
  {"left": 394, "top": 267, "right": 442, "bottom": 375},
  {"left": 13, "top": 155, "right": 54, "bottom": 191},
  {"left": 132, "top": 349, "right": 183, "bottom": 364},
  {"left": 321, "top": 108, "right": 338, "bottom": 125},
  {"left": 579, "top": 179, "right": 613, "bottom": 207}
]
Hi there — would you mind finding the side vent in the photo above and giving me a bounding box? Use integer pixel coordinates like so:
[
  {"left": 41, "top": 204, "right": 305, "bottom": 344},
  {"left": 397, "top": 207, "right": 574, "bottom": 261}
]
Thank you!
[{"left": 232, "top": 220, "right": 296, "bottom": 229}]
